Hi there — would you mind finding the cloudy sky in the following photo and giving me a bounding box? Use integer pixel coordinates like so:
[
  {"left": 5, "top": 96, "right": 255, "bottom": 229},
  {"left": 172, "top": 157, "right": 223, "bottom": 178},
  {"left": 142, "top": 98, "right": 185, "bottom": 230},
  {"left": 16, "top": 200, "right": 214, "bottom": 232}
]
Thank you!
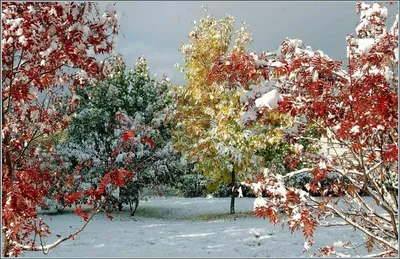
[{"left": 99, "top": 1, "right": 398, "bottom": 85}]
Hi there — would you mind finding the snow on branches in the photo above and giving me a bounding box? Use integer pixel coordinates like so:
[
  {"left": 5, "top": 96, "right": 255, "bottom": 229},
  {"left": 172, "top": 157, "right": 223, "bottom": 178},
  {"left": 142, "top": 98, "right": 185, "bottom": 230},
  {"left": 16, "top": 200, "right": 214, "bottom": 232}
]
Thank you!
[
  {"left": 208, "top": 2, "right": 398, "bottom": 257},
  {"left": 56, "top": 56, "right": 182, "bottom": 214},
  {"left": 174, "top": 9, "right": 287, "bottom": 214},
  {"left": 2, "top": 2, "right": 120, "bottom": 257}
]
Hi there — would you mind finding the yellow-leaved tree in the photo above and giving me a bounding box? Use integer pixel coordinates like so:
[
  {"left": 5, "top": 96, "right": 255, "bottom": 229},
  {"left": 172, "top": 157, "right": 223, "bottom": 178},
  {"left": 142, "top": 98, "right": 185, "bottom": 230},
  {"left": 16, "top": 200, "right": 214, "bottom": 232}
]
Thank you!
[{"left": 172, "top": 7, "right": 288, "bottom": 214}]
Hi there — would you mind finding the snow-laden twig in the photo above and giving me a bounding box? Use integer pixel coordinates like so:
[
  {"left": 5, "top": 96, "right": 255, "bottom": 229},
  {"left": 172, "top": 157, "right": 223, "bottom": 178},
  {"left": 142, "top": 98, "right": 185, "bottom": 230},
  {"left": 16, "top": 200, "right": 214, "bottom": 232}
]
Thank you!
[
  {"left": 319, "top": 221, "right": 349, "bottom": 227},
  {"left": 281, "top": 168, "right": 313, "bottom": 180}
]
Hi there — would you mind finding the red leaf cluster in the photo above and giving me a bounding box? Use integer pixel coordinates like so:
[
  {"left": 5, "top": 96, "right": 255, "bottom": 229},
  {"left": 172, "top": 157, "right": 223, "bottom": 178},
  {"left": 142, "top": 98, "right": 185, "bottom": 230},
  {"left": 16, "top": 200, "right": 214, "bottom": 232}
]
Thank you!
[
  {"left": 74, "top": 205, "right": 89, "bottom": 221},
  {"left": 254, "top": 205, "right": 280, "bottom": 224},
  {"left": 121, "top": 130, "right": 135, "bottom": 142},
  {"left": 207, "top": 52, "right": 270, "bottom": 87},
  {"left": 142, "top": 136, "right": 156, "bottom": 149}
]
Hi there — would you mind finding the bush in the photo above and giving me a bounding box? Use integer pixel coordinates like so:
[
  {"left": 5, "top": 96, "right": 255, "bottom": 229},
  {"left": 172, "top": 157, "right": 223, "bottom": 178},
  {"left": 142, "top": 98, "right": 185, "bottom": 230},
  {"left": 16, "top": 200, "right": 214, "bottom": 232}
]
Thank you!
[
  {"left": 177, "top": 174, "right": 208, "bottom": 197},
  {"left": 212, "top": 183, "right": 231, "bottom": 197}
]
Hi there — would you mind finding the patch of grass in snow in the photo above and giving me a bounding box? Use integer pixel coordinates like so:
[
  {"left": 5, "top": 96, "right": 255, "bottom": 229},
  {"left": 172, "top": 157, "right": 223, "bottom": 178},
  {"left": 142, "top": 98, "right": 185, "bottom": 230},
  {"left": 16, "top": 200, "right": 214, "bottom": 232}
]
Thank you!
[
  {"left": 37, "top": 204, "right": 93, "bottom": 215},
  {"left": 134, "top": 206, "right": 178, "bottom": 219},
  {"left": 133, "top": 206, "right": 255, "bottom": 221},
  {"left": 190, "top": 211, "right": 255, "bottom": 221}
]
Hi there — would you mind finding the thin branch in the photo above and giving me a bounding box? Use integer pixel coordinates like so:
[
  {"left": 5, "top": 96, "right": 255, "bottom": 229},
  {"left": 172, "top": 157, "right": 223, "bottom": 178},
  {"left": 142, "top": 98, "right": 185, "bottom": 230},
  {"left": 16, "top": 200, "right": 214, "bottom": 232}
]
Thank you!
[
  {"left": 365, "top": 161, "right": 383, "bottom": 175},
  {"left": 12, "top": 208, "right": 100, "bottom": 253},
  {"left": 325, "top": 204, "right": 398, "bottom": 251},
  {"left": 359, "top": 214, "right": 397, "bottom": 239},
  {"left": 319, "top": 221, "right": 349, "bottom": 227},
  {"left": 365, "top": 250, "right": 396, "bottom": 257}
]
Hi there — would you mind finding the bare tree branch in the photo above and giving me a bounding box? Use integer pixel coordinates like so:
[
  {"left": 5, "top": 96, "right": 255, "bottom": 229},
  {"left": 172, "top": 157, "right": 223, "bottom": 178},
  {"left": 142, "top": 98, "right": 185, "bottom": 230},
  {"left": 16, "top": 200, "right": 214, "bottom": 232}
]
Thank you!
[{"left": 12, "top": 208, "right": 100, "bottom": 253}]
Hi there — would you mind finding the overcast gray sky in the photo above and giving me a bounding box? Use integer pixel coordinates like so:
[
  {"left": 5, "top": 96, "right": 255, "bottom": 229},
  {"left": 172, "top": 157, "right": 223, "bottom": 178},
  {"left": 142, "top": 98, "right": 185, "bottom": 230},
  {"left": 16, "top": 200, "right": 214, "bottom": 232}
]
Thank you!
[{"left": 100, "top": 1, "right": 399, "bottom": 85}]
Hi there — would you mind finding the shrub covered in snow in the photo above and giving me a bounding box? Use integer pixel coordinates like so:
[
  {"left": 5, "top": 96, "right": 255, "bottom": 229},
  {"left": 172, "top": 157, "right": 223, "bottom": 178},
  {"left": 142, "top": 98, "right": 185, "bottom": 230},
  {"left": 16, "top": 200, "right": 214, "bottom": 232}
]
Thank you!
[{"left": 51, "top": 56, "right": 186, "bottom": 213}]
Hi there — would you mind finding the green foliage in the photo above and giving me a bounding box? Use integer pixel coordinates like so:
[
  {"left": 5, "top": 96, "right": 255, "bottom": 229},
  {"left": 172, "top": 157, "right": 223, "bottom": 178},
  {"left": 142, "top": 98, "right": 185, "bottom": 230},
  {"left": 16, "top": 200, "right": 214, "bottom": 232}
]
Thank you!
[
  {"left": 257, "top": 142, "right": 292, "bottom": 175},
  {"left": 53, "top": 55, "right": 186, "bottom": 208}
]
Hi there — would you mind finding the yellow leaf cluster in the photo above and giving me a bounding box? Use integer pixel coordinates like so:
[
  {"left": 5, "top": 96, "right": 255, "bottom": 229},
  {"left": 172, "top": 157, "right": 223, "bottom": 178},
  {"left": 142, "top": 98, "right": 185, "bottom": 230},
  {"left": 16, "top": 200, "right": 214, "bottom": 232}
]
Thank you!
[{"left": 172, "top": 10, "right": 288, "bottom": 189}]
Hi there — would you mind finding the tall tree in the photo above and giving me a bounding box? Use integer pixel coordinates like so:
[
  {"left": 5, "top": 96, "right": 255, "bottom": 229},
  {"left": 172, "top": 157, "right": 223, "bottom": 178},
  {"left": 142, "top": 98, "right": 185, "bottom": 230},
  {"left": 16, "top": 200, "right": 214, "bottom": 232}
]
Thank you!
[
  {"left": 1, "top": 2, "right": 134, "bottom": 257},
  {"left": 173, "top": 8, "right": 286, "bottom": 213}
]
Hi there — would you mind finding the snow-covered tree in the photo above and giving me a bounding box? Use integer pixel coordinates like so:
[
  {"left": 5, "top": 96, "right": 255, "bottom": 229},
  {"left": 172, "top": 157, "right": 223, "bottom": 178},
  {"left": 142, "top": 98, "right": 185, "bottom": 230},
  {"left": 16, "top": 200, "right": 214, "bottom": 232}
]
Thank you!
[
  {"left": 55, "top": 56, "right": 184, "bottom": 215},
  {"left": 208, "top": 2, "right": 398, "bottom": 256},
  {"left": 174, "top": 7, "right": 304, "bottom": 213},
  {"left": 173, "top": 8, "right": 271, "bottom": 214}
]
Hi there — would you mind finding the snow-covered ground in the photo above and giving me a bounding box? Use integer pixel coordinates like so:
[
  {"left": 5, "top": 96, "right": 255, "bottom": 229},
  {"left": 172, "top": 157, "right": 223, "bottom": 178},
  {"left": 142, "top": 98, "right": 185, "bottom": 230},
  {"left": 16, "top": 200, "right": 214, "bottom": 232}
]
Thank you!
[{"left": 25, "top": 197, "right": 368, "bottom": 258}]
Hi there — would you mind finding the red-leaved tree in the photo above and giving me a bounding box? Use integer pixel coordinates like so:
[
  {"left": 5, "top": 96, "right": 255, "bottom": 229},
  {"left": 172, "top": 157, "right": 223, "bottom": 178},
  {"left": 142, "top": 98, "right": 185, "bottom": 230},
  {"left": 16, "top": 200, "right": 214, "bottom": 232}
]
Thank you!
[
  {"left": 207, "top": 2, "right": 398, "bottom": 257},
  {"left": 1, "top": 2, "right": 135, "bottom": 257}
]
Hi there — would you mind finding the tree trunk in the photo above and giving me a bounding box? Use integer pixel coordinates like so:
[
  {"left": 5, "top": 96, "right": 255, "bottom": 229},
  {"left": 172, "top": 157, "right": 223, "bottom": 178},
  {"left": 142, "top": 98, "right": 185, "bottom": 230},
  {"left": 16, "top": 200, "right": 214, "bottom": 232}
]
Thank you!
[
  {"left": 230, "top": 168, "right": 235, "bottom": 214},
  {"left": 3, "top": 231, "right": 10, "bottom": 257}
]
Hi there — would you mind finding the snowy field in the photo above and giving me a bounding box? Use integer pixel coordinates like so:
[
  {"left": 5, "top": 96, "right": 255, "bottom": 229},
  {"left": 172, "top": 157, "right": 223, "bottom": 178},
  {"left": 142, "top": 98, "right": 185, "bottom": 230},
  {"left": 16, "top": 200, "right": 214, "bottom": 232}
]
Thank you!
[{"left": 24, "top": 197, "right": 369, "bottom": 258}]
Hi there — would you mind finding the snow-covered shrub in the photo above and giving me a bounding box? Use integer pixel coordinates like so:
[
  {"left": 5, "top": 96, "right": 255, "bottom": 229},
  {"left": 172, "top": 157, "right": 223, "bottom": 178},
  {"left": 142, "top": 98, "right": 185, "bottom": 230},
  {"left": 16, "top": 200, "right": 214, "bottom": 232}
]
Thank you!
[
  {"left": 50, "top": 56, "right": 186, "bottom": 213},
  {"left": 176, "top": 173, "right": 208, "bottom": 197},
  {"left": 211, "top": 183, "right": 232, "bottom": 198}
]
